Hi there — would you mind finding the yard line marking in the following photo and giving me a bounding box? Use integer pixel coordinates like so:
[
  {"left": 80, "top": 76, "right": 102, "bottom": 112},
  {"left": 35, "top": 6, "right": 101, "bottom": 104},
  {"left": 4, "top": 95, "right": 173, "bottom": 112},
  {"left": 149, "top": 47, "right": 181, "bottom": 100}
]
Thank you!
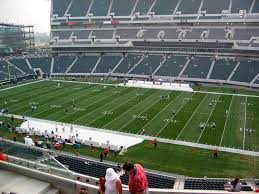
[
  {"left": 0, "top": 79, "right": 44, "bottom": 92},
  {"left": 140, "top": 92, "right": 181, "bottom": 130},
  {"left": 219, "top": 95, "right": 234, "bottom": 146},
  {"left": 10, "top": 83, "right": 77, "bottom": 112},
  {"left": 102, "top": 90, "right": 157, "bottom": 128},
  {"left": 1, "top": 82, "right": 57, "bottom": 108},
  {"left": 243, "top": 96, "right": 247, "bottom": 150},
  {"left": 156, "top": 92, "right": 195, "bottom": 137},
  {"left": 29, "top": 84, "right": 99, "bottom": 117},
  {"left": 197, "top": 95, "right": 221, "bottom": 143},
  {"left": 118, "top": 90, "right": 171, "bottom": 132},
  {"left": 176, "top": 94, "right": 208, "bottom": 140},
  {"left": 57, "top": 86, "right": 122, "bottom": 122},
  {"left": 69, "top": 87, "right": 133, "bottom": 123},
  {"left": 87, "top": 88, "right": 143, "bottom": 125},
  {"left": 44, "top": 86, "right": 115, "bottom": 119}
]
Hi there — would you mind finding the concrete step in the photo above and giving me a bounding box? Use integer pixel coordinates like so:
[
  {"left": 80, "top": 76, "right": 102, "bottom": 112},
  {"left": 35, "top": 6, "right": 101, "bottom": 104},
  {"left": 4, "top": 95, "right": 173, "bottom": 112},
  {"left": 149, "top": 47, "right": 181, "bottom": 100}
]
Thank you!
[
  {"left": 0, "top": 169, "right": 51, "bottom": 194},
  {"left": 44, "top": 188, "right": 59, "bottom": 194}
]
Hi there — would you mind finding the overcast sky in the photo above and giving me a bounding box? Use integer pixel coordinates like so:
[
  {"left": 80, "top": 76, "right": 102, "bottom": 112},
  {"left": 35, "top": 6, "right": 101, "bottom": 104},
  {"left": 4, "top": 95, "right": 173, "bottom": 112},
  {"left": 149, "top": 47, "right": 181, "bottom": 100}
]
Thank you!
[{"left": 0, "top": 0, "right": 51, "bottom": 33}]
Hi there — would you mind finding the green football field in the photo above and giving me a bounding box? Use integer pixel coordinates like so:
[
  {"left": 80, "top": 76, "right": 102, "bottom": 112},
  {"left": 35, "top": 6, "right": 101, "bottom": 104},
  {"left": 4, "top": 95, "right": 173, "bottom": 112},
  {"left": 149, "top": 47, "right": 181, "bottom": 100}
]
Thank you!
[{"left": 0, "top": 80, "right": 258, "bottom": 151}]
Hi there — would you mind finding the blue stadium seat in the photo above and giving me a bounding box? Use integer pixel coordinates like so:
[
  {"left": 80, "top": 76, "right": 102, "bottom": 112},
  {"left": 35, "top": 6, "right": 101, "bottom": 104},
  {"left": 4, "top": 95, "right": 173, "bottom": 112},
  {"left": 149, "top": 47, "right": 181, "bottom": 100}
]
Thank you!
[
  {"left": 182, "top": 56, "right": 212, "bottom": 79},
  {"left": 8, "top": 58, "right": 35, "bottom": 75},
  {"left": 89, "top": 0, "right": 110, "bottom": 16},
  {"left": 130, "top": 54, "right": 164, "bottom": 75},
  {"left": 231, "top": 0, "right": 253, "bottom": 13},
  {"left": 28, "top": 57, "right": 52, "bottom": 74},
  {"left": 69, "top": 55, "right": 99, "bottom": 73},
  {"left": 53, "top": 56, "right": 76, "bottom": 73},
  {"left": 52, "top": 0, "right": 71, "bottom": 17},
  {"left": 116, "top": 29, "right": 139, "bottom": 39},
  {"left": 134, "top": 0, "right": 155, "bottom": 15},
  {"left": 67, "top": 0, "right": 91, "bottom": 17},
  {"left": 231, "top": 60, "right": 259, "bottom": 83},
  {"left": 73, "top": 30, "right": 91, "bottom": 39},
  {"left": 151, "top": 0, "right": 178, "bottom": 15},
  {"left": 210, "top": 58, "right": 237, "bottom": 80},
  {"left": 177, "top": 0, "right": 202, "bottom": 14},
  {"left": 114, "top": 54, "right": 143, "bottom": 74},
  {"left": 201, "top": 0, "right": 230, "bottom": 14},
  {"left": 252, "top": 0, "right": 259, "bottom": 13},
  {"left": 94, "top": 55, "right": 122, "bottom": 73},
  {"left": 155, "top": 55, "right": 188, "bottom": 77},
  {"left": 110, "top": 0, "right": 136, "bottom": 16}
]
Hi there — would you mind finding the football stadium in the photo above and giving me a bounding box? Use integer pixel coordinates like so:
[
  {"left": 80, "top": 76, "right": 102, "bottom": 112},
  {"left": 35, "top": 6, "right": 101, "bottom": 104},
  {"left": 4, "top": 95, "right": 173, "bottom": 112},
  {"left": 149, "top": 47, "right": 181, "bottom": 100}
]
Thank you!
[{"left": 0, "top": 0, "right": 259, "bottom": 193}]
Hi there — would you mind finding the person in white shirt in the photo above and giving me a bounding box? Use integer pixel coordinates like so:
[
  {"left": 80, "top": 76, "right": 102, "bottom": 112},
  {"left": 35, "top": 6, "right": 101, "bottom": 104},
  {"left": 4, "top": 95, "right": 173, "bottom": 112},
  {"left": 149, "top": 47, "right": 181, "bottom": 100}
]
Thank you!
[{"left": 105, "top": 168, "right": 122, "bottom": 194}]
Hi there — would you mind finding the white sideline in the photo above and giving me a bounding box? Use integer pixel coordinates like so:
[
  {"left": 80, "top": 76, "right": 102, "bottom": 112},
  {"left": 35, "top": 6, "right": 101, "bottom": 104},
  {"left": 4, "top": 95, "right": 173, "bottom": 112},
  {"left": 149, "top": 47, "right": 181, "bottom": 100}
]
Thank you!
[
  {"left": 197, "top": 95, "right": 220, "bottom": 143},
  {"left": 242, "top": 96, "right": 247, "bottom": 150},
  {"left": 8, "top": 114, "right": 259, "bottom": 157},
  {"left": 52, "top": 79, "right": 259, "bottom": 98},
  {"left": 156, "top": 93, "right": 195, "bottom": 137},
  {"left": 0, "top": 80, "right": 44, "bottom": 92},
  {"left": 219, "top": 96, "right": 234, "bottom": 146},
  {"left": 176, "top": 94, "right": 208, "bottom": 140}
]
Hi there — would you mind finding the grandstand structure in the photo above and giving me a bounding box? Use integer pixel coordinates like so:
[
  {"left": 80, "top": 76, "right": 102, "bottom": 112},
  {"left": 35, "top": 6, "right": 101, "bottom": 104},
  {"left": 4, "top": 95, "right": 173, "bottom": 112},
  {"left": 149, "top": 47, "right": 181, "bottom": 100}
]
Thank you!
[{"left": 1, "top": 0, "right": 259, "bottom": 88}]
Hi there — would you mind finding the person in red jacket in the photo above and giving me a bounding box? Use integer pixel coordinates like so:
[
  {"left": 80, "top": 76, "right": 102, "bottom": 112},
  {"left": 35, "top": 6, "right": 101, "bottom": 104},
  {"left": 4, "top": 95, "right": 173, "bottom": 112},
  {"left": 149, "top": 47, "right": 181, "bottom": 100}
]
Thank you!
[
  {"left": 104, "top": 148, "right": 109, "bottom": 158},
  {"left": 123, "top": 163, "right": 148, "bottom": 194},
  {"left": 0, "top": 148, "right": 7, "bottom": 161},
  {"left": 214, "top": 148, "right": 219, "bottom": 158}
]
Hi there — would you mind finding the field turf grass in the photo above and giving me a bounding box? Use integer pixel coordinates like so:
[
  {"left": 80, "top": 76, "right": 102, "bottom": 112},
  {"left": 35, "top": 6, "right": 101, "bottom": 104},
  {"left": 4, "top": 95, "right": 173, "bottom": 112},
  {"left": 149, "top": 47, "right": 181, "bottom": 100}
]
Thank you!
[
  {"left": 0, "top": 80, "right": 258, "bottom": 152},
  {"left": 0, "top": 116, "right": 258, "bottom": 178}
]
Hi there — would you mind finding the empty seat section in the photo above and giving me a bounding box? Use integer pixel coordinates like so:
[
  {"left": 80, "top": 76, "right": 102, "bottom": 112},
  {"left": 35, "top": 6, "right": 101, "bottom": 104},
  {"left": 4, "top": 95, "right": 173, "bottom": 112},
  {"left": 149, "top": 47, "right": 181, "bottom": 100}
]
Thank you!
[
  {"left": 231, "top": 0, "right": 253, "bottom": 13},
  {"left": 55, "top": 154, "right": 175, "bottom": 188},
  {"left": 52, "top": 31, "right": 72, "bottom": 39},
  {"left": 69, "top": 56, "right": 99, "bottom": 73},
  {"left": 134, "top": 0, "right": 155, "bottom": 15},
  {"left": 252, "top": 0, "right": 259, "bottom": 13},
  {"left": 185, "top": 29, "right": 207, "bottom": 39},
  {"left": 151, "top": 0, "right": 178, "bottom": 15},
  {"left": 2, "top": 60, "right": 24, "bottom": 78},
  {"left": 231, "top": 60, "right": 259, "bottom": 83},
  {"left": 163, "top": 29, "right": 180, "bottom": 39},
  {"left": 89, "top": 0, "right": 110, "bottom": 16},
  {"left": 210, "top": 59, "right": 237, "bottom": 80},
  {"left": 52, "top": 0, "right": 71, "bottom": 17},
  {"left": 155, "top": 55, "right": 187, "bottom": 77},
  {"left": 0, "top": 60, "right": 10, "bottom": 80},
  {"left": 28, "top": 57, "right": 52, "bottom": 73},
  {"left": 208, "top": 29, "right": 226, "bottom": 39},
  {"left": 182, "top": 56, "right": 212, "bottom": 78},
  {"left": 53, "top": 56, "right": 76, "bottom": 73},
  {"left": 94, "top": 55, "right": 122, "bottom": 73},
  {"left": 116, "top": 29, "right": 139, "bottom": 39},
  {"left": 73, "top": 30, "right": 91, "bottom": 39},
  {"left": 0, "top": 72, "right": 8, "bottom": 80},
  {"left": 177, "top": 0, "right": 201, "bottom": 14},
  {"left": 114, "top": 54, "right": 143, "bottom": 73},
  {"left": 202, "top": 0, "right": 230, "bottom": 14},
  {"left": 68, "top": 0, "right": 92, "bottom": 17},
  {"left": 130, "top": 55, "right": 164, "bottom": 75},
  {"left": 110, "top": 0, "right": 136, "bottom": 16},
  {"left": 233, "top": 29, "right": 259, "bottom": 40},
  {"left": 6, "top": 144, "right": 43, "bottom": 161},
  {"left": 142, "top": 29, "right": 161, "bottom": 39},
  {"left": 184, "top": 179, "right": 227, "bottom": 190},
  {"left": 8, "top": 59, "right": 34, "bottom": 74},
  {"left": 91, "top": 30, "right": 114, "bottom": 39}
]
